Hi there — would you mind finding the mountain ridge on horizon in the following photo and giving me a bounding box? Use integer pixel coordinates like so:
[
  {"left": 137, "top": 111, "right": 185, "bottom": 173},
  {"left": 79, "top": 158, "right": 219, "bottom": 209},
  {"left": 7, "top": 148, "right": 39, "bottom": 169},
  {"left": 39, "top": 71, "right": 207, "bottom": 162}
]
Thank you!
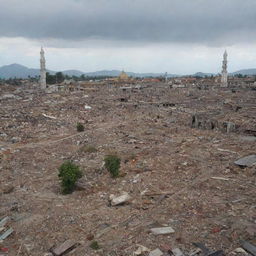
[{"left": 0, "top": 63, "right": 256, "bottom": 79}]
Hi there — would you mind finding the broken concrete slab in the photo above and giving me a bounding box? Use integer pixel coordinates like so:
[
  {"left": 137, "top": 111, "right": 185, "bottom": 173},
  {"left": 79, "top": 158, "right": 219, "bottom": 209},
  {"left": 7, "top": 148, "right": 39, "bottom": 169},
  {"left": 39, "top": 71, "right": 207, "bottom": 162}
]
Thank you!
[
  {"left": 239, "top": 136, "right": 256, "bottom": 142},
  {"left": 172, "top": 248, "right": 185, "bottom": 256},
  {"left": 0, "top": 94, "right": 16, "bottom": 100},
  {"left": 51, "top": 240, "right": 77, "bottom": 256},
  {"left": 134, "top": 244, "right": 150, "bottom": 255},
  {"left": 233, "top": 248, "right": 248, "bottom": 254},
  {"left": 109, "top": 192, "right": 131, "bottom": 206},
  {"left": 150, "top": 226, "right": 175, "bottom": 235},
  {"left": 234, "top": 155, "right": 256, "bottom": 167},
  {"left": 149, "top": 248, "right": 164, "bottom": 256}
]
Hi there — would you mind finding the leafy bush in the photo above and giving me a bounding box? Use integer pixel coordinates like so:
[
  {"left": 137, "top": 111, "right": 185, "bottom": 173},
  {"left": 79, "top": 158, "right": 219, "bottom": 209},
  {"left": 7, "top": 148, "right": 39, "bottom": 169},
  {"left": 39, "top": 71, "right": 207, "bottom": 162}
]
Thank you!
[
  {"left": 76, "top": 122, "right": 85, "bottom": 132},
  {"left": 90, "top": 241, "right": 100, "bottom": 250},
  {"left": 104, "top": 155, "right": 121, "bottom": 178},
  {"left": 58, "top": 161, "right": 82, "bottom": 194}
]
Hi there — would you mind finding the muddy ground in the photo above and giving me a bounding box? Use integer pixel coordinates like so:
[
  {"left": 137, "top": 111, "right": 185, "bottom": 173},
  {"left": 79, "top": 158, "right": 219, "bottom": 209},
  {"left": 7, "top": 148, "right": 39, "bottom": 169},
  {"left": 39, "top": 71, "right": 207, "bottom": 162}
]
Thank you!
[{"left": 0, "top": 83, "right": 255, "bottom": 255}]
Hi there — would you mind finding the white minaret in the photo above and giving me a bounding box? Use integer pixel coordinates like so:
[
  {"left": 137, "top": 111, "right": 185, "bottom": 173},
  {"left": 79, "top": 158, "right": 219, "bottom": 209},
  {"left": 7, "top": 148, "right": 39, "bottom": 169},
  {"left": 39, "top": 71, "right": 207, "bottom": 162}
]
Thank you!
[
  {"left": 221, "top": 50, "right": 228, "bottom": 87},
  {"left": 165, "top": 72, "right": 168, "bottom": 83},
  {"left": 39, "top": 47, "right": 46, "bottom": 89}
]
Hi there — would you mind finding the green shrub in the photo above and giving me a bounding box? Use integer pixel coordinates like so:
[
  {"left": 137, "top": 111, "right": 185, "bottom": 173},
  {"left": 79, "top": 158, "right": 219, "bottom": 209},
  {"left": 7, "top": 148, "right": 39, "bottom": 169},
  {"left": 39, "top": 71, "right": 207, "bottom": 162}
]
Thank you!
[
  {"left": 90, "top": 241, "right": 100, "bottom": 250},
  {"left": 76, "top": 122, "right": 85, "bottom": 132},
  {"left": 104, "top": 155, "right": 121, "bottom": 178},
  {"left": 58, "top": 161, "right": 82, "bottom": 194}
]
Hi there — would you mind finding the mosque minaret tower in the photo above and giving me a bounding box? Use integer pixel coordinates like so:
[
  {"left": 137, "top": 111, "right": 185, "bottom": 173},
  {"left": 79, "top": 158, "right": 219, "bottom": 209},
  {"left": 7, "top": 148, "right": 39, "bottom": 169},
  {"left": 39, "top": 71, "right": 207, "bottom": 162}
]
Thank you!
[
  {"left": 221, "top": 50, "right": 228, "bottom": 87},
  {"left": 39, "top": 47, "right": 46, "bottom": 89}
]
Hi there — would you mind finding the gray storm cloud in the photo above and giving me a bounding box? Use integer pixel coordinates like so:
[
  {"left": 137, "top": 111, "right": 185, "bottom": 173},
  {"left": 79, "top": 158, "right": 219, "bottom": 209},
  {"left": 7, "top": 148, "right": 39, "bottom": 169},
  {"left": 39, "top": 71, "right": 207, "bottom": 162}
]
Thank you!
[{"left": 0, "top": 0, "right": 255, "bottom": 45}]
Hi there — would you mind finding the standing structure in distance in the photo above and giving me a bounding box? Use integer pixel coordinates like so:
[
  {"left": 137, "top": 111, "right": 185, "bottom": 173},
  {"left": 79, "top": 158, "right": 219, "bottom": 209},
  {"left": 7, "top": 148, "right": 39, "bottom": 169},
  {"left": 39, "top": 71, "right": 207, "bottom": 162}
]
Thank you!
[
  {"left": 39, "top": 47, "right": 46, "bottom": 89},
  {"left": 164, "top": 72, "right": 168, "bottom": 83},
  {"left": 221, "top": 50, "right": 228, "bottom": 87}
]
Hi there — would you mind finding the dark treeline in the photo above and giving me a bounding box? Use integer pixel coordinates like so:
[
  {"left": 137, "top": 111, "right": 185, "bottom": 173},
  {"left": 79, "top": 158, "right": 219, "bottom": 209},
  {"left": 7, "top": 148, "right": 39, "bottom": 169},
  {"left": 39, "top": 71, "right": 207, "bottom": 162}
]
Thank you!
[
  {"left": 0, "top": 73, "right": 255, "bottom": 86},
  {"left": 46, "top": 72, "right": 118, "bottom": 84}
]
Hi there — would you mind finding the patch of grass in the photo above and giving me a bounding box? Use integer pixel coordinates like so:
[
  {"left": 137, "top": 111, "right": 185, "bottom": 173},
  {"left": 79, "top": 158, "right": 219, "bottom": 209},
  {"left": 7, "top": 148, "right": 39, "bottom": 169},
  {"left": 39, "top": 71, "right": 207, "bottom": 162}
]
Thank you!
[
  {"left": 104, "top": 154, "right": 121, "bottom": 178},
  {"left": 76, "top": 122, "right": 85, "bottom": 132},
  {"left": 58, "top": 161, "right": 82, "bottom": 194},
  {"left": 79, "top": 145, "right": 97, "bottom": 153},
  {"left": 90, "top": 241, "right": 100, "bottom": 250}
]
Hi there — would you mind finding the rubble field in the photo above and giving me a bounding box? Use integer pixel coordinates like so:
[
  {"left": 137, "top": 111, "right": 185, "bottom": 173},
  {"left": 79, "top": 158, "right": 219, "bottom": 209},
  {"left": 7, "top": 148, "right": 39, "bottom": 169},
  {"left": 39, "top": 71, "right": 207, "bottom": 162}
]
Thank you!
[{"left": 0, "top": 83, "right": 255, "bottom": 256}]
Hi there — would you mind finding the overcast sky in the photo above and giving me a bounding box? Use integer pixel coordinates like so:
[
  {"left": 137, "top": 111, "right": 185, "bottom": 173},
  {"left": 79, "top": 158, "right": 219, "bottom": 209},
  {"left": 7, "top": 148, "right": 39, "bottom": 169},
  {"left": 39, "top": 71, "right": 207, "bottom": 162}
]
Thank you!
[{"left": 0, "top": 0, "right": 256, "bottom": 74}]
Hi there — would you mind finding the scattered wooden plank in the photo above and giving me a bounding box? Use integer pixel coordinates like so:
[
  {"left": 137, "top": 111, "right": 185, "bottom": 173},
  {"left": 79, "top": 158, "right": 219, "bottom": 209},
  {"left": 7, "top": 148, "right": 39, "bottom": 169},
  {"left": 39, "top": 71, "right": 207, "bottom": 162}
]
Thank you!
[
  {"left": 217, "top": 148, "right": 237, "bottom": 154},
  {"left": 241, "top": 240, "right": 256, "bottom": 256},
  {"left": 144, "top": 191, "right": 173, "bottom": 196},
  {"left": 0, "top": 227, "right": 14, "bottom": 240},
  {"left": 193, "top": 242, "right": 210, "bottom": 256},
  {"left": 208, "top": 250, "right": 224, "bottom": 256},
  {"left": 211, "top": 177, "right": 230, "bottom": 181},
  {"left": 51, "top": 240, "right": 77, "bottom": 256},
  {"left": 0, "top": 216, "right": 9, "bottom": 227},
  {"left": 193, "top": 242, "right": 224, "bottom": 256},
  {"left": 151, "top": 226, "right": 175, "bottom": 235},
  {"left": 42, "top": 113, "right": 57, "bottom": 119}
]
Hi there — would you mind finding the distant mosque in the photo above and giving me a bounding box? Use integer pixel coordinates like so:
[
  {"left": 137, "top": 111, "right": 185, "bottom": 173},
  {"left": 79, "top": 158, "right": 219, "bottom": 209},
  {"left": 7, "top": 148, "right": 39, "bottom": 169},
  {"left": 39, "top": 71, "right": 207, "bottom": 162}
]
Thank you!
[
  {"left": 118, "top": 70, "right": 129, "bottom": 80},
  {"left": 38, "top": 47, "right": 230, "bottom": 89}
]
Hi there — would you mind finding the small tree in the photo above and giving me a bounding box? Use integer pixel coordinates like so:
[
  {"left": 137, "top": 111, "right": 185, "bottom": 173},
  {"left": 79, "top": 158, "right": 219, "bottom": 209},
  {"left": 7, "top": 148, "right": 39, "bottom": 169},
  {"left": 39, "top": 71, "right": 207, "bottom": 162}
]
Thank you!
[
  {"left": 58, "top": 161, "right": 82, "bottom": 194},
  {"left": 46, "top": 72, "right": 56, "bottom": 84},
  {"left": 56, "top": 72, "right": 65, "bottom": 83},
  {"left": 104, "top": 155, "right": 121, "bottom": 178},
  {"left": 77, "top": 122, "right": 85, "bottom": 132}
]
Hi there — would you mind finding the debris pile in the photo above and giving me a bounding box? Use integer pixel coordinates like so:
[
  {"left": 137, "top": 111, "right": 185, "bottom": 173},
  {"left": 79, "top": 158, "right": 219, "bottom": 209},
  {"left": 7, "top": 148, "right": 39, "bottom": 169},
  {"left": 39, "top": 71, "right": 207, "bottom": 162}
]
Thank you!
[{"left": 0, "top": 81, "right": 255, "bottom": 255}]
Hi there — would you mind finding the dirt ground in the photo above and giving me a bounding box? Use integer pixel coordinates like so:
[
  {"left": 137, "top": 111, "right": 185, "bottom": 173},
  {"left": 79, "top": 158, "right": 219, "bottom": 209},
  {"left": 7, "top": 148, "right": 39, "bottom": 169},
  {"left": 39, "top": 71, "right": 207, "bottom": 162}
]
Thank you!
[{"left": 0, "top": 83, "right": 255, "bottom": 256}]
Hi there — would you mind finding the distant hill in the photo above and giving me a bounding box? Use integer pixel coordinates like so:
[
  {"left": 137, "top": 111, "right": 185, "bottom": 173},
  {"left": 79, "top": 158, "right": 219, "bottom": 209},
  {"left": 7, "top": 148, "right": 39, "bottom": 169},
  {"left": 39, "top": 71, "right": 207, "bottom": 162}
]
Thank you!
[
  {"left": 0, "top": 64, "right": 57, "bottom": 79},
  {"left": 84, "top": 70, "right": 123, "bottom": 77},
  {"left": 62, "top": 69, "right": 85, "bottom": 77},
  {"left": 126, "top": 72, "right": 177, "bottom": 78},
  {"left": 84, "top": 70, "right": 177, "bottom": 78},
  {"left": 0, "top": 63, "right": 256, "bottom": 79},
  {"left": 185, "top": 69, "right": 256, "bottom": 77},
  {"left": 0, "top": 64, "right": 177, "bottom": 79},
  {"left": 231, "top": 69, "right": 256, "bottom": 76},
  {"left": 0, "top": 64, "right": 40, "bottom": 79},
  {"left": 0, "top": 64, "right": 85, "bottom": 79}
]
